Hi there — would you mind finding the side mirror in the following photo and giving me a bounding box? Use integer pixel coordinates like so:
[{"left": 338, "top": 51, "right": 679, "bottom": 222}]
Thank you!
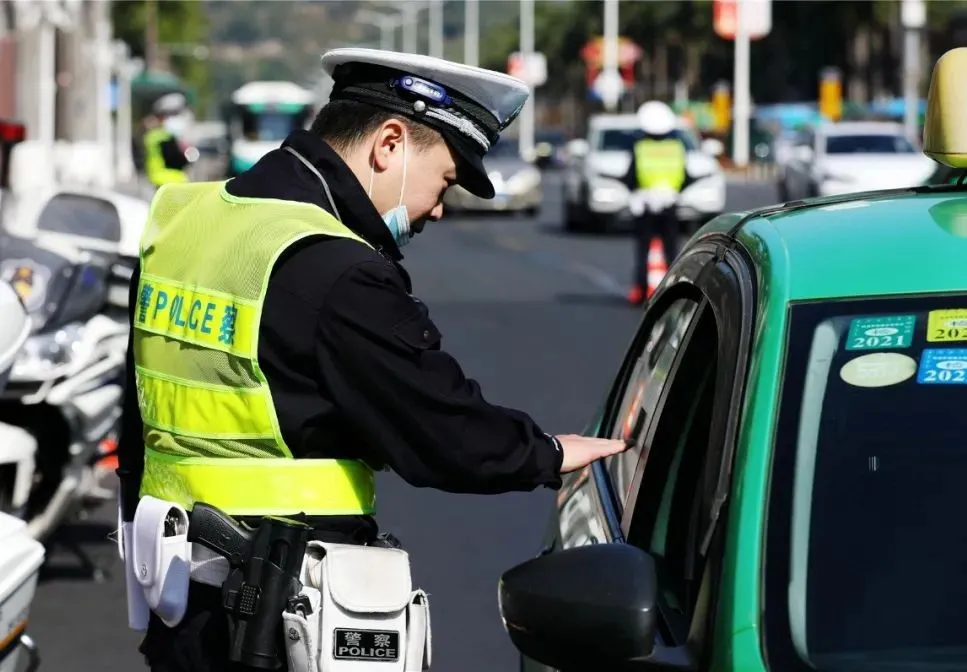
[
  {"left": 498, "top": 543, "right": 666, "bottom": 670},
  {"left": 566, "top": 138, "right": 590, "bottom": 159},
  {"left": 793, "top": 145, "right": 814, "bottom": 163},
  {"left": 700, "top": 138, "right": 725, "bottom": 157}
]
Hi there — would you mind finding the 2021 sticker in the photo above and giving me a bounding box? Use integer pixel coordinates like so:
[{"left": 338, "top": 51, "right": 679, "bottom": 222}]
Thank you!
[
  {"left": 927, "top": 309, "right": 967, "bottom": 343},
  {"left": 845, "top": 315, "right": 915, "bottom": 351},
  {"left": 917, "top": 349, "right": 967, "bottom": 384}
]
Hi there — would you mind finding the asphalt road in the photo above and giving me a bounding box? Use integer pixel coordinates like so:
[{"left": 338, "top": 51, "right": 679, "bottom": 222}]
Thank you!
[{"left": 26, "top": 173, "right": 778, "bottom": 672}]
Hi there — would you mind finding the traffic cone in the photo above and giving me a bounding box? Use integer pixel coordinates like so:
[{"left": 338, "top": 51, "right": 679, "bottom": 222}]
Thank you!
[{"left": 646, "top": 237, "right": 668, "bottom": 298}]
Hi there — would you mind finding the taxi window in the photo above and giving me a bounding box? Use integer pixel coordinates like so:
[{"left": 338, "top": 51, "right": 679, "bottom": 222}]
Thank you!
[
  {"left": 607, "top": 297, "right": 700, "bottom": 508},
  {"left": 765, "top": 294, "right": 967, "bottom": 672}
]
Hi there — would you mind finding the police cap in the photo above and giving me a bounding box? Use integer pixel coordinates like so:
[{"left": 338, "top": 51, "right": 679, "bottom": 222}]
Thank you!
[{"left": 321, "top": 48, "right": 530, "bottom": 199}]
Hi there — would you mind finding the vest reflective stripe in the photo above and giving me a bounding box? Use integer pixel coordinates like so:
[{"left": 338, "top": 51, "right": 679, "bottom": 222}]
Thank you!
[
  {"left": 633, "top": 138, "right": 687, "bottom": 191},
  {"left": 142, "top": 447, "right": 376, "bottom": 516},
  {"left": 136, "top": 366, "right": 275, "bottom": 439},
  {"left": 144, "top": 128, "right": 189, "bottom": 187},
  {"left": 136, "top": 181, "right": 377, "bottom": 516}
]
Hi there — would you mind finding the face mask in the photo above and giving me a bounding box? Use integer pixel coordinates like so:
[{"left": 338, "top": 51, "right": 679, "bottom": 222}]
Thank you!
[
  {"left": 163, "top": 117, "right": 185, "bottom": 135},
  {"left": 368, "top": 131, "right": 411, "bottom": 247}
]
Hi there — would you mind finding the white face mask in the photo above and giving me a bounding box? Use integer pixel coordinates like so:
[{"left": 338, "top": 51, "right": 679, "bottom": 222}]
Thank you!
[
  {"left": 163, "top": 116, "right": 186, "bottom": 135},
  {"left": 368, "top": 131, "right": 411, "bottom": 248}
]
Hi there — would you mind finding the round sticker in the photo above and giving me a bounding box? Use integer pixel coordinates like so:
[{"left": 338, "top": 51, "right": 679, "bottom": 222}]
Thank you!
[{"left": 839, "top": 353, "right": 917, "bottom": 388}]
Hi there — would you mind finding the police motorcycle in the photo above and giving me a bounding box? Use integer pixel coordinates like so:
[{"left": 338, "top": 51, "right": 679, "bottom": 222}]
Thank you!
[
  {"left": 0, "top": 119, "right": 140, "bottom": 550},
  {"left": 0, "top": 231, "right": 128, "bottom": 545},
  {"left": 0, "top": 278, "right": 45, "bottom": 672}
]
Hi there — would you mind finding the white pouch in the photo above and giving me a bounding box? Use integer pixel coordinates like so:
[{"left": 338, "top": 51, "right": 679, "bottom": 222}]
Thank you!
[
  {"left": 283, "top": 585, "right": 323, "bottom": 672},
  {"left": 307, "top": 542, "right": 413, "bottom": 672},
  {"left": 119, "top": 493, "right": 151, "bottom": 631},
  {"left": 404, "top": 589, "right": 431, "bottom": 671},
  {"left": 132, "top": 495, "right": 191, "bottom": 628}
]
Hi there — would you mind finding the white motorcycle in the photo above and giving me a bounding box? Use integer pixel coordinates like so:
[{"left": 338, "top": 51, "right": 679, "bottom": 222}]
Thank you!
[
  {"left": 0, "top": 278, "right": 45, "bottom": 672},
  {"left": 0, "top": 232, "right": 127, "bottom": 562}
]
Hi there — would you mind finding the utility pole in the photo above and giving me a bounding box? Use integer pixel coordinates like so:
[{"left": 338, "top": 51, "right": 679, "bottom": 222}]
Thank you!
[
  {"left": 464, "top": 0, "right": 478, "bottom": 66},
  {"left": 601, "top": 0, "right": 620, "bottom": 112},
  {"left": 144, "top": 0, "right": 159, "bottom": 71},
  {"left": 402, "top": 1, "right": 419, "bottom": 54},
  {"left": 518, "top": 0, "right": 535, "bottom": 158},
  {"left": 429, "top": 0, "right": 443, "bottom": 58},
  {"left": 732, "top": 0, "right": 751, "bottom": 167},
  {"left": 901, "top": 0, "right": 925, "bottom": 144}
]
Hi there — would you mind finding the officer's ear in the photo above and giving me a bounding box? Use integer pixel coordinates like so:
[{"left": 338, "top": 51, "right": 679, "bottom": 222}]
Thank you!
[{"left": 371, "top": 119, "right": 408, "bottom": 171}]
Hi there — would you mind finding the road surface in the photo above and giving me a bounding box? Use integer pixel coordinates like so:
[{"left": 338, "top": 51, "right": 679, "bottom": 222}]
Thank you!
[{"left": 27, "top": 173, "right": 778, "bottom": 671}]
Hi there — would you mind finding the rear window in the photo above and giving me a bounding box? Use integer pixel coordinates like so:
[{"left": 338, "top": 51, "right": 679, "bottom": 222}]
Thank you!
[{"left": 765, "top": 294, "right": 967, "bottom": 671}]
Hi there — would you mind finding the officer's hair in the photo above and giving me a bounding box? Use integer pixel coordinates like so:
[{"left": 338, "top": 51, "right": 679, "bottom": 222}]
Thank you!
[{"left": 311, "top": 100, "right": 442, "bottom": 153}]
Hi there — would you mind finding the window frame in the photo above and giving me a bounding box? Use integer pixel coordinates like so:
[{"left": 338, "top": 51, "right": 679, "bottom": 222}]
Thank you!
[{"left": 605, "top": 243, "right": 756, "bottom": 665}]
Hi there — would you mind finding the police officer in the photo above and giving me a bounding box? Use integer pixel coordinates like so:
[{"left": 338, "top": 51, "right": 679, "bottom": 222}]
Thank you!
[
  {"left": 142, "top": 92, "right": 191, "bottom": 188},
  {"left": 117, "top": 48, "right": 627, "bottom": 671},
  {"left": 622, "top": 100, "right": 689, "bottom": 305}
]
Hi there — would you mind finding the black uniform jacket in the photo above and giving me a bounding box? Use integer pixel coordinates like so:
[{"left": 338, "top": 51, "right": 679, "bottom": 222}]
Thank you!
[{"left": 117, "top": 130, "right": 563, "bottom": 540}]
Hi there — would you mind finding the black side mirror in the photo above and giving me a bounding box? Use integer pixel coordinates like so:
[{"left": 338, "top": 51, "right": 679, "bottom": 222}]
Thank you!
[{"left": 498, "top": 543, "right": 661, "bottom": 670}]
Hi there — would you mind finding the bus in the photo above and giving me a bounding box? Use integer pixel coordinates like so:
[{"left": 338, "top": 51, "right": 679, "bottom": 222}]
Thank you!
[{"left": 224, "top": 81, "right": 317, "bottom": 177}]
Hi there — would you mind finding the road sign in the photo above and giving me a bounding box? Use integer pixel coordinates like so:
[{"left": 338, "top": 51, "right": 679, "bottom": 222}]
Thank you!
[
  {"left": 507, "top": 51, "right": 547, "bottom": 87},
  {"left": 592, "top": 68, "right": 624, "bottom": 109},
  {"left": 714, "top": 0, "right": 772, "bottom": 40}
]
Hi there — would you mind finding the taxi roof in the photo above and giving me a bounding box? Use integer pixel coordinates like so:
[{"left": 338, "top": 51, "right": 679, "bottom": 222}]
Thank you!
[{"left": 726, "top": 188, "right": 967, "bottom": 301}]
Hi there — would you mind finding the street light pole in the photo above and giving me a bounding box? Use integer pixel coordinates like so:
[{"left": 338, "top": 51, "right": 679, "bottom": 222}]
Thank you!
[
  {"left": 902, "top": 0, "right": 926, "bottom": 143},
  {"left": 732, "top": 0, "right": 751, "bottom": 167},
  {"left": 602, "top": 0, "right": 620, "bottom": 112},
  {"left": 518, "top": 0, "right": 535, "bottom": 159},
  {"left": 464, "top": 0, "right": 478, "bottom": 66},
  {"left": 429, "top": 0, "right": 443, "bottom": 58},
  {"left": 402, "top": 2, "right": 419, "bottom": 54}
]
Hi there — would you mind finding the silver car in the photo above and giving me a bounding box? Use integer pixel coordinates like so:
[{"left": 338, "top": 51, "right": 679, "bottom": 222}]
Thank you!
[{"left": 444, "top": 138, "right": 542, "bottom": 217}]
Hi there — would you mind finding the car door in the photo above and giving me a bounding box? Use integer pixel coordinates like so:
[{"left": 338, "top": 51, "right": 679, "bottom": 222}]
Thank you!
[{"left": 617, "top": 250, "right": 754, "bottom": 666}]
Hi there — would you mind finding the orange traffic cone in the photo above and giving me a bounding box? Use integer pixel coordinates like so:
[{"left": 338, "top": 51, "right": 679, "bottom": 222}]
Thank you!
[{"left": 646, "top": 237, "right": 668, "bottom": 298}]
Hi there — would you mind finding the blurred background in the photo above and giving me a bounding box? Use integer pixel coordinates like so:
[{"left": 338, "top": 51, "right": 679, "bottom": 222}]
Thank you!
[{"left": 0, "top": 1, "right": 961, "bottom": 671}]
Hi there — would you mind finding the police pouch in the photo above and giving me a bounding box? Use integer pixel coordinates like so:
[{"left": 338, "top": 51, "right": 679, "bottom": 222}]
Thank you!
[
  {"left": 303, "top": 542, "right": 431, "bottom": 671},
  {"left": 131, "top": 495, "right": 191, "bottom": 628}
]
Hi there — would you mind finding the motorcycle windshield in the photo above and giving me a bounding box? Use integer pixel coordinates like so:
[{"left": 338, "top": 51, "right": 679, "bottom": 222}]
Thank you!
[{"left": 0, "top": 233, "right": 110, "bottom": 332}]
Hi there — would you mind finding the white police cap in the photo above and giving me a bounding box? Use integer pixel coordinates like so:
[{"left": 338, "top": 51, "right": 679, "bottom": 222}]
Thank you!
[
  {"left": 153, "top": 92, "right": 187, "bottom": 116},
  {"left": 321, "top": 48, "right": 530, "bottom": 199}
]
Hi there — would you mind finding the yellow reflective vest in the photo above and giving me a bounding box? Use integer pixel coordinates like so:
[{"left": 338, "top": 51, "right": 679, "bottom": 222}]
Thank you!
[
  {"left": 143, "top": 128, "right": 189, "bottom": 187},
  {"left": 134, "top": 181, "right": 376, "bottom": 516},
  {"left": 633, "top": 138, "right": 687, "bottom": 191}
]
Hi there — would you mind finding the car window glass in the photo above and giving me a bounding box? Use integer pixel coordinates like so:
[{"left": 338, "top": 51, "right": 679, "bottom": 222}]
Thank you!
[
  {"left": 824, "top": 133, "right": 915, "bottom": 154},
  {"left": 596, "top": 128, "right": 698, "bottom": 152},
  {"left": 628, "top": 308, "right": 720, "bottom": 647},
  {"left": 607, "top": 297, "right": 701, "bottom": 508},
  {"left": 765, "top": 294, "right": 967, "bottom": 671},
  {"left": 37, "top": 194, "right": 122, "bottom": 242}
]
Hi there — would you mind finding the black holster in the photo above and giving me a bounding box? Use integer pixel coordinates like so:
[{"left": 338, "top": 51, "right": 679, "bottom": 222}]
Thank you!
[{"left": 222, "top": 517, "right": 310, "bottom": 669}]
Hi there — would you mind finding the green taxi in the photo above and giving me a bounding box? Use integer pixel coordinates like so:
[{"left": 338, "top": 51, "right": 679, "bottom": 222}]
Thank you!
[{"left": 498, "top": 48, "right": 967, "bottom": 671}]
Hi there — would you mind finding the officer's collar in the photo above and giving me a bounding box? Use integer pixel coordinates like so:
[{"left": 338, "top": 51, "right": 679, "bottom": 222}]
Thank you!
[{"left": 281, "top": 130, "right": 403, "bottom": 261}]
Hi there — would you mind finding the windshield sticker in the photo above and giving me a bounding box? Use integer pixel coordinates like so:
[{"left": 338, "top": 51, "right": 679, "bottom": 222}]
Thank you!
[
  {"left": 846, "top": 315, "right": 915, "bottom": 351},
  {"left": 927, "top": 309, "right": 967, "bottom": 343},
  {"left": 0, "top": 259, "right": 51, "bottom": 313},
  {"left": 840, "top": 353, "right": 918, "bottom": 388},
  {"left": 917, "top": 349, "right": 967, "bottom": 384}
]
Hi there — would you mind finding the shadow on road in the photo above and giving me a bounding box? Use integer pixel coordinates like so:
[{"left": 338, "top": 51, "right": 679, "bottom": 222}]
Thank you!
[
  {"left": 38, "top": 520, "right": 117, "bottom": 584},
  {"left": 555, "top": 292, "right": 640, "bottom": 308}
]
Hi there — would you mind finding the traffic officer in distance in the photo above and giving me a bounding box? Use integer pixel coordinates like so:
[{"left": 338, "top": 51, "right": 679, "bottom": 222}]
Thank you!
[
  {"left": 622, "top": 100, "right": 690, "bottom": 306},
  {"left": 117, "top": 48, "right": 627, "bottom": 671},
  {"left": 142, "top": 92, "right": 191, "bottom": 188}
]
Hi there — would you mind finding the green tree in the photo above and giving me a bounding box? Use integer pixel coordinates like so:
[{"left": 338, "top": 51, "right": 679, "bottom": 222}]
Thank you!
[{"left": 112, "top": 0, "right": 212, "bottom": 116}]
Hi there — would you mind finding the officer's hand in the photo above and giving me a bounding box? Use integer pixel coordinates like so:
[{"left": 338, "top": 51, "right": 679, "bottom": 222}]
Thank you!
[{"left": 555, "top": 434, "right": 628, "bottom": 473}]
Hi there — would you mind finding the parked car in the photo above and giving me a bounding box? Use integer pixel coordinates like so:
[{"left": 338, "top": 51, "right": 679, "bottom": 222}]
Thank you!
[{"left": 444, "top": 136, "right": 542, "bottom": 217}]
